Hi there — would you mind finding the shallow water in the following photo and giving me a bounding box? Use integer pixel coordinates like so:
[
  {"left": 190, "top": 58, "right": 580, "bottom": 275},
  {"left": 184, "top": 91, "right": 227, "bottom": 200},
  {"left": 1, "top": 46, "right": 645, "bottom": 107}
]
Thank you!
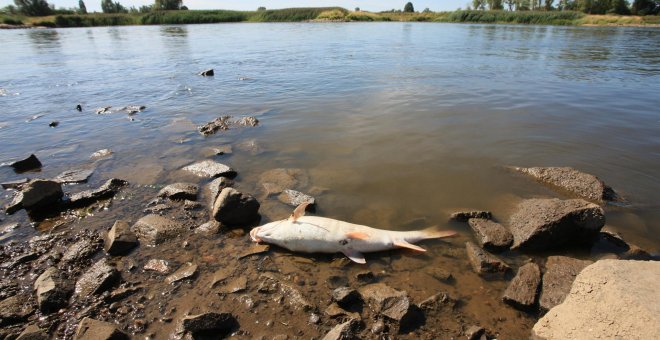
[{"left": 1, "top": 23, "right": 659, "bottom": 338}]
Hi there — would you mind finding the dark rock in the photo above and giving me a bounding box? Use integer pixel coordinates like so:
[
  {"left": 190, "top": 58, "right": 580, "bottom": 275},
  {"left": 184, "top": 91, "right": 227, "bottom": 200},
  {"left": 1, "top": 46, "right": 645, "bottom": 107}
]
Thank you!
[
  {"left": 539, "top": 256, "right": 593, "bottom": 312},
  {"left": 131, "top": 214, "right": 186, "bottom": 246},
  {"left": 179, "top": 312, "right": 238, "bottom": 337},
  {"left": 278, "top": 189, "right": 316, "bottom": 210},
  {"left": 158, "top": 182, "right": 198, "bottom": 201},
  {"left": 332, "top": 287, "right": 362, "bottom": 309},
  {"left": 34, "top": 267, "right": 72, "bottom": 313},
  {"left": 212, "top": 187, "right": 260, "bottom": 226},
  {"left": 104, "top": 220, "right": 138, "bottom": 256},
  {"left": 449, "top": 210, "right": 492, "bottom": 222},
  {"left": 198, "top": 69, "right": 214, "bottom": 76},
  {"left": 182, "top": 160, "right": 236, "bottom": 178},
  {"left": 465, "top": 241, "right": 510, "bottom": 276},
  {"left": 468, "top": 218, "right": 513, "bottom": 252},
  {"left": 513, "top": 166, "right": 619, "bottom": 202},
  {"left": 144, "top": 259, "right": 170, "bottom": 274},
  {"left": 321, "top": 318, "right": 359, "bottom": 340},
  {"left": 15, "top": 179, "right": 63, "bottom": 213},
  {"left": 327, "top": 275, "right": 349, "bottom": 288},
  {"left": 10, "top": 154, "right": 42, "bottom": 173},
  {"left": 258, "top": 168, "right": 309, "bottom": 196},
  {"left": 0, "top": 251, "right": 38, "bottom": 269},
  {"left": 209, "top": 145, "right": 233, "bottom": 156},
  {"left": 165, "top": 262, "right": 198, "bottom": 284},
  {"left": 74, "top": 258, "right": 120, "bottom": 298},
  {"left": 198, "top": 116, "right": 230, "bottom": 135},
  {"left": 465, "top": 325, "right": 486, "bottom": 340},
  {"left": 619, "top": 245, "right": 655, "bottom": 260},
  {"left": 76, "top": 104, "right": 82, "bottom": 112},
  {"left": 502, "top": 262, "right": 541, "bottom": 310},
  {"left": 355, "top": 271, "right": 376, "bottom": 283},
  {"left": 590, "top": 231, "right": 631, "bottom": 256},
  {"left": 235, "top": 116, "right": 259, "bottom": 127},
  {"left": 0, "top": 294, "right": 33, "bottom": 326},
  {"left": 49, "top": 121, "right": 59, "bottom": 127},
  {"left": 1, "top": 178, "right": 29, "bottom": 190},
  {"left": 16, "top": 323, "right": 47, "bottom": 340},
  {"left": 61, "top": 237, "right": 101, "bottom": 265},
  {"left": 425, "top": 267, "right": 453, "bottom": 282},
  {"left": 74, "top": 317, "right": 128, "bottom": 340},
  {"left": 67, "top": 178, "right": 128, "bottom": 208},
  {"left": 54, "top": 168, "right": 94, "bottom": 184},
  {"left": 359, "top": 283, "right": 410, "bottom": 321},
  {"left": 509, "top": 198, "right": 605, "bottom": 251}
]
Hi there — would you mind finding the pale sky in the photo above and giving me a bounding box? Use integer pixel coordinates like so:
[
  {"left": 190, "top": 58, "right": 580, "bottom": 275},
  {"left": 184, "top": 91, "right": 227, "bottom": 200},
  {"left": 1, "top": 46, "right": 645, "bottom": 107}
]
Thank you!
[{"left": 0, "top": 0, "right": 468, "bottom": 13}]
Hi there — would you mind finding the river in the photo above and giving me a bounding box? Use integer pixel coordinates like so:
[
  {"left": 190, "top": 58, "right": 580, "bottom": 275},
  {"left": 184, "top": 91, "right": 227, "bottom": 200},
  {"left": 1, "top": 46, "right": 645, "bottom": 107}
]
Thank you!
[{"left": 0, "top": 22, "right": 659, "bottom": 338}]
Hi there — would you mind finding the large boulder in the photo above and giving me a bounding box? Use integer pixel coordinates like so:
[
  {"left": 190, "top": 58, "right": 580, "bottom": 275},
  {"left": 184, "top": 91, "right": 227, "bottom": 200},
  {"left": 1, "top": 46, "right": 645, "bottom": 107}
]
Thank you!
[
  {"left": 12, "top": 179, "right": 64, "bottom": 213},
  {"left": 74, "top": 317, "right": 128, "bottom": 340},
  {"left": 74, "top": 258, "right": 120, "bottom": 298},
  {"left": 104, "top": 220, "right": 138, "bottom": 256},
  {"left": 513, "top": 166, "right": 618, "bottom": 202},
  {"left": 212, "top": 188, "right": 260, "bottom": 226},
  {"left": 533, "top": 260, "right": 660, "bottom": 339},
  {"left": 468, "top": 218, "right": 513, "bottom": 252},
  {"left": 131, "top": 214, "right": 186, "bottom": 246},
  {"left": 539, "top": 256, "right": 593, "bottom": 312},
  {"left": 509, "top": 198, "right": 605, "bottom": 251},
  {"left": 34, "top": 267, "right": 72, "bottom": 313},
  {"left": 502, "top": 262, "right": 541, "bottom": 311}
]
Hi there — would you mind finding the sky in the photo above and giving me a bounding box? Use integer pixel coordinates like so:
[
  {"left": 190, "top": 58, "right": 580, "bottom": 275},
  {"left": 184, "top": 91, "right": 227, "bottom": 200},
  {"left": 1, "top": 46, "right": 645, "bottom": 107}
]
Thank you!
[{"left": 0, "top": 0, "right": 468, "bottom": 13}]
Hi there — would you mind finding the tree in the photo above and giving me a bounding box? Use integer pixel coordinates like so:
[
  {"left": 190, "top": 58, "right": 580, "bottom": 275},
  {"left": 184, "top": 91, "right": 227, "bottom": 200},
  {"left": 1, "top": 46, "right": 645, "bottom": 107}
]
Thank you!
[
  {"left": 78, "top": 0, "right": 86, "bottom": 14},
  {"left": 608, "top": 0, "right": 631, "bottom": 13},
  {"left": 422, "top": 7, "right": 432, "bottom": 12},
  {"left": 489, "top": 0, "right": 504, "bottom": 9},
  {"left": 154, "top": 0, "right": 182, "bottom": 10},
  {"left": 473, "top": 0, "right": 487, "bottom": 9},
  {"left": 355, "top": 7, "right": 360, "bottom": 11},
  {"left": 505, "top": 0, "right": 516, "bottom": 9},
  {"left": 101, "top": 0, "right": 127, "bottom": 13},
  {"left": 257, "top": 6, "right": 266, "bottom": 11},
  {"left": 545, "top": 0, "right": 555, "bottom": 9},
  {"left": 631, "top": 0, "right": 658, "bottom": 14},
  {"left": 403, "top": 2, "right": 415, "bottom": 12},
  {"left": 13, "top": 0, "right": 52, "bottom": 16}
]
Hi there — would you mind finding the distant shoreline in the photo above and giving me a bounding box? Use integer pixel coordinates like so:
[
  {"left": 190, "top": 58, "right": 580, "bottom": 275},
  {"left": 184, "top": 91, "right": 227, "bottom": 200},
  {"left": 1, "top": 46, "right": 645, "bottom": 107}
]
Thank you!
[{"left": 2, "top": 8, "right": 659, "bottom": 29}]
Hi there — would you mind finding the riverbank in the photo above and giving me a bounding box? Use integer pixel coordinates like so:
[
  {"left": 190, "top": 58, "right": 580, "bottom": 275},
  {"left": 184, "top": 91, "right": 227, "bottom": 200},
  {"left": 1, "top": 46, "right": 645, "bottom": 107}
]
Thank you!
[{"left": 2, "top": 9, "right": 659, "bottom": 28}]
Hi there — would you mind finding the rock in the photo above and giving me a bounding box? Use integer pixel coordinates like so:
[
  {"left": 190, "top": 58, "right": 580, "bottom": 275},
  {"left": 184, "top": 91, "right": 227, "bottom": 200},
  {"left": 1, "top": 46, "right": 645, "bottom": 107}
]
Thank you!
[
  {"left": 5, "top": 191, "right": 24, "bottom": 214},
  {"left": 468, "top": 218, "right": 513, "bottom": 252},
  {"left": 325, "top": 303, "right": 360, "bottom": 319},
  {"left": 90, "top": 149, "right": 112, "bottom": 160},
  {"left": 34, "top": 267, "right": 72, "bottom": 313},
  {"left": 54, "top": 168, "right": 94, "bottom": 184},
  {"left": 195, "top": 220, "right": 220, "bottom": 235},
  {"left": 49, "top": 121, "right": 59, "bottom": 127},
  {"left": 61, "top": 237, "right": 101, "bottom": 264},
  {"left": 10, "top": 154, "right": 42, "bottom": 172},
  {"left": 465, "top": 325, "right": 485, "bottom": 340},
  {"left": 513, "top": 166, "right": 618, "bottom": 202},
  {"left": 209, "top": 145, "right": 233, "bottom": 156},
  {"left": 76, "top": 104, "right": 82, "bottom": 112},
  {"left": 509, "top": 198, "right": 605, "bottom": 251},
  {"left": 539, "top": 256, "right": 593, "bottom": 312},
  {"left": 131, "top": 214, "right": 186, "bottom": 246},
  {"left": 16, "top": 323, "right": 47, "bottom": 340},
  {"left": 209, "top": 268, "right": 232, "bottom": 288},
  {"left": 238, "top": 244, "right": 270, "bottom": 259},
  {"left": 355, "top": 271, "right": 376, "bottom": 283},
  {"left": 502, "top": 262, "right": 541, "bottom": 310},
  {"left": 235, "top": 138, "right": 265, "bottom": 155},
  {"left": 332, "top": 287, "right": 362, "bottom": 309},
  {"left": 198, "top": 69, "right": 214, "bottom": 76},
  {"left": 74, "top": 258, "right": 120, "bottom": 298},
  {"left": 15, "top": 179, "right": 63, "bottom": 212},
  {"left": 95, "top": 106, "right": 111, "bottom": 114},
  {"left": 258, "top": 273, "right": 313, "bottom": 311},
  {"left": 165, "top": 262, "right": 198, "bottom": 284},
  {"left": 74, "top": 317, "right": 128, "bottom": 340},
  {"left": 417, "top": 292, "right": 456, "bottom": 311},
  {"left": 235, "top": 116, "right": 259, "bottom": 127},
  {"left": 278, "top": 189, "right": 316, "bottom": 210},
  {"left": 258, "top": 168, "right": 309, "bottom": 196},
  {"left": 206, "top": 177, "right": 234, "bottom": 206},
  {"left": 104, "top": 220, "right": 138, "bottom": 256},
  {"left": 144, "top": 259, "right": 171, "bottom": 274},
  {"left": 465, "top": 242, "right": 510, "bottom": 276},
  {"left": 67, "top": 178, "right": 128, "bottom": 208},
  {"left": 449, "top": 210, "right": 492, "bottom": 222},
  {"left": 1, "top": 178, "right": 28, "bottom": 189},
  {"left": 321, "top": 318, "right": 359, "bottom": 340},
  {"left": 221, "top": 276, "right": 247, "bottom": 293},
  {"left": 212, "top": 187, "right": 260, "bottom": 226},
  {"left": 533, "top": 260, "right": 660, "bottom": 339},
  {"left": 425, "top": 267, "right": 453, "bottom": 282},
  {"left": 0, "top": 294, "right": 33, "bottom": 326},
  {"left": 198, "top": 116, "right": 230, "bottom": 135},
  {"left": 158, "top": 183, "right": 198, "bottom": 201},
  {"left": 359, "top": 283, "right": 410, "bottom": 321},
  {"left": 183, "top": 200, "right": 202, "bottom": 210},
  {"left": 0, "top": 250, "right": 38, "bottom": 269},
  {"left": 182, "top": 160, "right": 236, "bottom": 178},
  {"left": 179, "top": 312, "right": 238, "bottom": 337}
]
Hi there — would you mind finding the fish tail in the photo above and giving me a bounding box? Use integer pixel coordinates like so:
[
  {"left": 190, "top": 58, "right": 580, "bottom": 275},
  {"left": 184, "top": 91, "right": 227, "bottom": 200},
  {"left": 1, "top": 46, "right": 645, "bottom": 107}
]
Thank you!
[{"left": 419, "top": 226, "right": 457, "bottom": 240}]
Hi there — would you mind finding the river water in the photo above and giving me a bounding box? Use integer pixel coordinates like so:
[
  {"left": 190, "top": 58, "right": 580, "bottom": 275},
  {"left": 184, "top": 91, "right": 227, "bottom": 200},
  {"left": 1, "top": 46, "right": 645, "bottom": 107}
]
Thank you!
[{"left": 1, "top": 23, "right": 659, "bottom": 338}]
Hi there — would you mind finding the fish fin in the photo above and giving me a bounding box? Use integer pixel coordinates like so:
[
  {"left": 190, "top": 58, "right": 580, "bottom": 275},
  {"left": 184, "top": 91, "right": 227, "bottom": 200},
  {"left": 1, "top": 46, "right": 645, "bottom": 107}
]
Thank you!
[
  {"left": 345, "top": 231, "right": 369, "bottom": 240},
  {"left": 393, "top": 240, "right": 427, "bottom": 252},
  {"left": 420, "top": 226, "right": 458, "bottom": 240},
  {"left": 290, "top": 202, "right": 309, "bottom": 222},
  {"left": 341, "top": 248, "right": 366, "bottom": 264}
]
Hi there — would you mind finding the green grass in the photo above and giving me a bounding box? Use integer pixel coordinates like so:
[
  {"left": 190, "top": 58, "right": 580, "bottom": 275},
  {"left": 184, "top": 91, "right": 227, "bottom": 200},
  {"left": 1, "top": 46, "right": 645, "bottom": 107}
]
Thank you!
[
  {"left": 55, "top": 13, "right": 139, "bottom": 27},
  {"left": 139, "top": 10, "right": 247, "bottom": 25},
  {"left": 439, "top": 10, "right": 585, "bottom": 25}
]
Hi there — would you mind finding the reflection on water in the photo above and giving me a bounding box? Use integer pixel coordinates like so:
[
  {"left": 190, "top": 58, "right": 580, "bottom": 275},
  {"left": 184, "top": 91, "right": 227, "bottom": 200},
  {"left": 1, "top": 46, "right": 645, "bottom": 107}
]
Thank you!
[{"left": 27, "top": 29, "right": 60, "bottom": 50}]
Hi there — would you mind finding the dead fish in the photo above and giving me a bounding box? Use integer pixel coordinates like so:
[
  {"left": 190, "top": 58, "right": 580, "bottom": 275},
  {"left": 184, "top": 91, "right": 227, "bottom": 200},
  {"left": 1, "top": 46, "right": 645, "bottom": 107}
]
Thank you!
[{"left": 250, "top": 203, "right": 456, "bottom": 264}]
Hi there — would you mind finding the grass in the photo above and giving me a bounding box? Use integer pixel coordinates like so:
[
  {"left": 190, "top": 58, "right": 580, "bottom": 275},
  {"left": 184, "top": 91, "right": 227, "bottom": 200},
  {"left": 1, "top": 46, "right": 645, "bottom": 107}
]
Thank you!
[{"left": 1, "top": 8, "right": 658, "bottom": 28}]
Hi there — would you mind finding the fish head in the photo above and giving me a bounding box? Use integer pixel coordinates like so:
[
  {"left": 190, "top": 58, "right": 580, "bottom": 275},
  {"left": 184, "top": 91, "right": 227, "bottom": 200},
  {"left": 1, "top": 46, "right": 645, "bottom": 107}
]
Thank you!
[{"left": 250, "top": 220, "right": 286, "bottom": 244}]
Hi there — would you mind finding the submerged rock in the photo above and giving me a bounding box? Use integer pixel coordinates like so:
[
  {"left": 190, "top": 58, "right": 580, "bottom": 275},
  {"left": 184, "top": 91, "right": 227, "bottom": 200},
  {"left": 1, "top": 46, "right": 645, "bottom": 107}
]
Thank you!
[
  {"left": 182, "top": 160, "right": 236, "bottom": 178},
  {"left": 513, "top": 166, "right": 619, "bottom": 202},
  {"left": 54, "top": 168, "right": 94, "bottom": 184},
  {"left": 67, "top": 178, "right": 128, "bottom": 208},
  {"left": 465, "top": 241, "right": 510, "bottom": 276},
  {"left": 179, "top": 312, "right": 238, "bottom": 338},
  {"left": 104, "top": 220, "right": 138, "bottom": 256},
  {"left": 34, "top": 267, "right": 72, "bottom": 313},
  {"left": 359, "top": 283, "right": 410, "bottom": 321},
  {"left": 468, "top": 218, "right": 513, "bottom": 252},
  {"left": 158, "top": 182, "right": 198, "bottom": 201},
  {"left": 449, "top": 210, "right": 492, "bottom": 222},
  {"left": 10, "top": 154, "right": 42, "bottom": 172},
  {"left": 539, "top": 256, "right": 593, "bottom": 312},
  {"left": 1, "top": 178, "right": 28, "bottom": 190},
  {"left": 198, "top": 69, "right": 214, "bottom": 76},
  {"left": 258, "top": 168, "right": 309, "bottom": 196},
  {"left": 509, "top": 198, "right": 605, "bottom": 251},
  {"left": 131, "top": 214, "right": 186, "bottom": 246},
  {"left": 90, "top": 149, "right": 112, "bottom": 160},
  {"left": 198, "top": 115, "right": 230, "bottom": 135},
  {"left": 278, "top": 189, "right": 316, "bottom": 209},
  {"left": 533, "top": 260, "right": 660, "bottom": 339},
  {"left": 235, "top": 116, "right": 259, "bottom": 127},
  {"left": 74, "top": 258, "right": 120, "bottom": 298},
  {"left": 502, "top": 262, "right": 541, "bottom": 311},
  {"left": 74, "top": 317, "right": 128, "bottom": 340},
  {"left": 212, "top": 187, "right": 260, "bottom": 226},
  {"left": 165, "top": 262, "right": 198, "bottom": 284}
]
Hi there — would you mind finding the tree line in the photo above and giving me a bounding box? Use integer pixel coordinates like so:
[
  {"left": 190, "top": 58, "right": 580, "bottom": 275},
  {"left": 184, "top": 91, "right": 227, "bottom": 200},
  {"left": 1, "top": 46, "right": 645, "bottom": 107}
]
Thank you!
[
  {"left": 5, "top": 0, "right": 188, "bottom": 16},
  {"left": 466, "top": 0, "right": 658, "bottom": 15}
]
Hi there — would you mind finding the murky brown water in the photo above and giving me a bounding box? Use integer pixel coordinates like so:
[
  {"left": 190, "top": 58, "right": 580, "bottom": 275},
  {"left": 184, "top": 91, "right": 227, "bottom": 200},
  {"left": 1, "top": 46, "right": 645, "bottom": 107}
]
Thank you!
[{"left": 1, "top": 23, "right": 659, "bottom": 338}]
